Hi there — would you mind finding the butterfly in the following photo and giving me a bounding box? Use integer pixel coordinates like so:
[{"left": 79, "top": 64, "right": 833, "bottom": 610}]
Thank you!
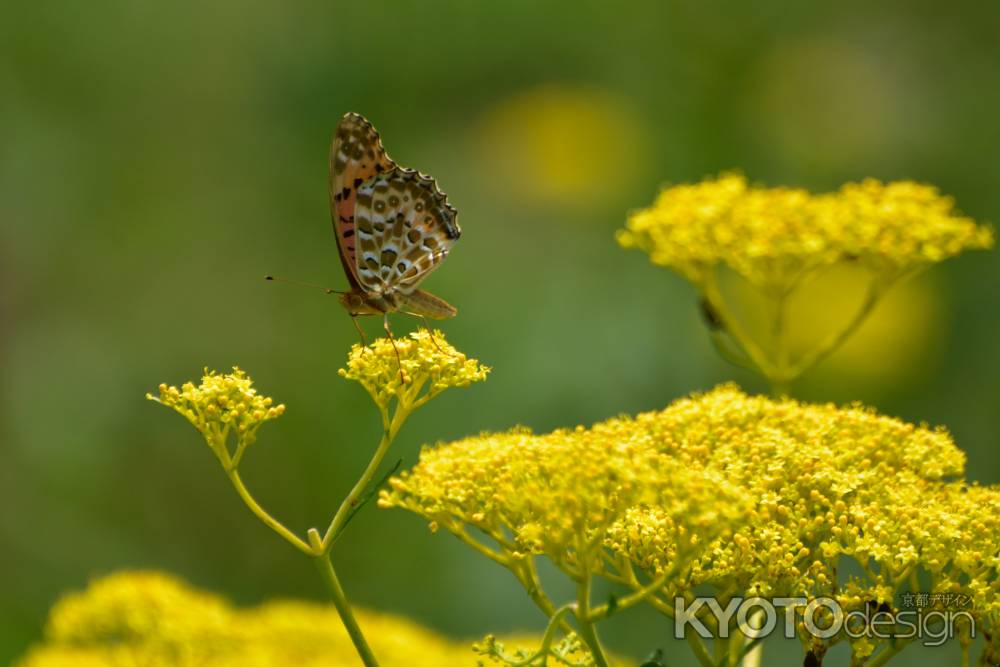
[{"left": 329, "top": 112, "right": 460, "bottom": 341}]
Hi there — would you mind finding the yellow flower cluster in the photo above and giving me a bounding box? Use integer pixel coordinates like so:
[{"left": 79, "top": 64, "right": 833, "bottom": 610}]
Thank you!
[
  {"left": 339, "top": 329, "right": 490, "bottom": 409},
  {"left": 380, "top": 414, "right": 751, "bottom": 580},
  {"left": 618, "top": 173, "right": 993, "bottom": 290},
  {"left": 15, "top": 571, "right": 496, "bottom": 667},
  {"left": 147, "top": 367, "right": 284, "bottom": 454},
  {"left": 384, "top": 384, "right": 1000, "bottom": 660}
]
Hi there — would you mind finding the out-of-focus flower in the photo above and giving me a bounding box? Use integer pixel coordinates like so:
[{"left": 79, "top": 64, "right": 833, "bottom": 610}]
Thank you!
[
  {"left": 619, "top": 173, "right": 992, "bottom": 292},
  {"left": 147, "top": 368, "right": 285, "bottom": 465},
  {"left": 474, "top": 84, "right": 646, "bottom": 207},
  {"left": 14, "top": 571, "right": 499, "bottom": 667},
  {"left": 619, "top": 173, "right": 992, "bottom": 388},
  {"left": 339, "top": 329, "right": 489, "bottom": 410},
  {"left": 728, "top": 265, "right": 944, "bottom": 388}
]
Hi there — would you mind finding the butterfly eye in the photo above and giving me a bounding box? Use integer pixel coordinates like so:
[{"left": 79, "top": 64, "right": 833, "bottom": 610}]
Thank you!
[
  {"left": 374, "top": 201, "right": 386, "bottom": 213},
  {"left": 388, "top": 196, "right": 400, "bottom": 207},
  {"left": 414, "top": 201, "right": 424, "bottom": 213}
]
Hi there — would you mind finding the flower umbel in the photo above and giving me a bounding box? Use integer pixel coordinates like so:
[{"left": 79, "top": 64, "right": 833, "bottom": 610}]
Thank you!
[
  {"left": 618, "top": 173, "right": 993, "bottom": 290},
  {"left": 384, "top": 384, "right": 1000, "bottom": 666},
  {"left": 146, "top": 367, "right": 285, "bottom": 468},
  {"left": 618, "top": 173, "right": 993, "bottom": 390},
  {"left": 339, "top": 329, "right": 490, "bottom": 410},
  {"left": 146, "top": 333, "right": 489, "bottom": 667}
]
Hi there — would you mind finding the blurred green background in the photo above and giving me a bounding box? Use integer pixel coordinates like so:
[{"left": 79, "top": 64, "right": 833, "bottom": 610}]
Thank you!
[{"left": 2, "top": 1, "right": 998, "bottom": 665}]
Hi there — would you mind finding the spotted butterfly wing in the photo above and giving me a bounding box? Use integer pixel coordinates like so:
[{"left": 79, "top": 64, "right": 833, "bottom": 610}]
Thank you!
[
  {"left": 329, "top": 112, "right": 396, "bottom": 290},
  {"left": 353, "top": 167, "right": 460, "bottom": 313}
]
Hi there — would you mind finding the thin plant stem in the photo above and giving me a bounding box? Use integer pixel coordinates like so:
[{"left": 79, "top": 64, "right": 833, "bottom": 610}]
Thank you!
[
  {"left": 500, "top": 604, "right": 577, "bottom": 667},
  {"left": 225, "top": 469, "right": 313, "bottom": 556},
  {"left": 737, "top": 608, "right": 764, "bottom": 667},
  {"left": 313, "top": 546, "right": 380, "bottom": 667},
  {"left": 784, "top": 280, "right": 883, "bottom": 380},
  {"left": 575, "top": 576, "right": 611, "bottom": 667},
  {"left": 321, "top": 404, "right": 409, "bottom": 551},
  {"left": 685, "top": 631, "right": 716, "bottom": 667},
  {"left": 700, "top": 274, "right": 778, "bottom": 379},
  {"left": 589, "top": 569, "right": 673, "bottom": 620}
]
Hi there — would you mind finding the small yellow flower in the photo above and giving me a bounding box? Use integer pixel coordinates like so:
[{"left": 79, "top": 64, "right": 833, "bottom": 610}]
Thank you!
[
  {"left": 147, "top": 368, "right": 284, "bottom": 465},
  {"left": 338, "top": 329, "right": 489, "bottom": 410}
]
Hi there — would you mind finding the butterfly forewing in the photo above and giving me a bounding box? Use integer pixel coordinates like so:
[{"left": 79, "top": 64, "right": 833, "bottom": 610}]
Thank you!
[
  {"left": 329, "top": 113, "right": 396, "bottom": 289},
  {"left": 353, "top": 166, "right": 460, "bottom": 296}
]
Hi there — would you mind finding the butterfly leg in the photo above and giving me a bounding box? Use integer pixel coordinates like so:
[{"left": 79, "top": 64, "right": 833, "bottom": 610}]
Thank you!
[
  {"left": 351, "top": 316, "right": 370, "bottom": 347},
  {"left": 382, "top": 314, "right": 406, "bottom": 383},
  {"left": 416, "top": 315, "right": 456, "bottom": 358}
]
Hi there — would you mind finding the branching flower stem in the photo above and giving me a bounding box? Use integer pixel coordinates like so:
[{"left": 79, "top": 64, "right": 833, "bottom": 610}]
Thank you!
[
  {"left": 208, "top": 399, "right": 416, "bottom": 667},
  {"left": 574, "top": 575, "right": 611, "bottom": 667}
]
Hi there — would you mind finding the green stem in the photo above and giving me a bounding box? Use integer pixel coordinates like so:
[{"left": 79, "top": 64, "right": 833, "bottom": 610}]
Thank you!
[
  {"left": 785, "top": 280, "right": 882, "bottom": 380},
  {"left": 700, "top": 274, "right": 779, "bottom": 379},
  {"left": 501, "top": 604, "right": 578, "bottom": 667},
  {"left": 576, "top": 576, "right": 611, "bottom": 667},
  {"left": 737, "top": 610, "right": 764, "bottom": 667},
  {"left": 226, "top": 469, "right": 313, "bottom": 556},
  {"left": 961, "top": 641, "right": 970, "bottom": 667},
  {"left": 313, "top": 545, "right": 380, "bottom": 667},
  {"left": 589, "top": 569, "right": 672, "bottom": 620},
  {"left": 321, "top": 405, "right": 408, "bottom": 551},
  {"left": 685, "top": 631, "right": 716, "bottom": 667}
]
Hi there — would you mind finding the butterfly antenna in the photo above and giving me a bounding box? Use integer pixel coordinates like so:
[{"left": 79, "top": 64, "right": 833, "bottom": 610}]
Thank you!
[
  {"left": 383, "top": 314, "right": 407, "bottom": 383},
  {"left": 264, "top": 275, "right": 346, "bottom": 295}
]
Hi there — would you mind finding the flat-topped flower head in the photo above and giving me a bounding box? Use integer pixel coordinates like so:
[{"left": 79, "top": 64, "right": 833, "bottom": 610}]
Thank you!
[
  {"left": 147, "top": 368, "right": 284, "bottom": 465},
  {"left": 15, "top": 571, "right": 493, "bottom": 667},
  {"left": 339, "top": 329, "right": 489, "bottom": 410},
  {"left": 383, "top": 383, "right": 1000, "bottom": 662},
  {"left": 381, "top": 412, "right": 751, "bottom": 576},
  {"left": 618, "top": 173, "right": 993, "bottom": 290}
]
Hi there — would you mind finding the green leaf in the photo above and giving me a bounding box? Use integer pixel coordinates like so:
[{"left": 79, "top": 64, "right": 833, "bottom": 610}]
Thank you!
[{"left": 330, "top": 458, "right": 403, "bottom": 546}]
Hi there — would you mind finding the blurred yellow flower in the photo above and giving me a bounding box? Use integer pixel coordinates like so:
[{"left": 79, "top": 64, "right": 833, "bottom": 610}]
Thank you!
[
  {"left": 620, "top": 173, "right": 992, "bottom": 388},
  {"left": 16, "top": 571, "right": 482, "bottom": 667},
  {"left": 338, "top": 328, "right": 490, "bottom": 409},
  {"left": 474, "top": 84, "right": 645, "bottom": 206},
  {"left": 723, "top": 265, "right": 944, "bottom": 388},
  {"left": 619, "top": 173, "right": 992, "bottom": 292}
]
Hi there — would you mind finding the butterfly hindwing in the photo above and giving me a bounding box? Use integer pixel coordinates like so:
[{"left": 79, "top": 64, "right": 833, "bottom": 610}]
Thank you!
[
  {"left": 353, "top": 166, "right": 460, "bottom": 296},
  {"left": 400, "top": 289, "right": 458, "bottom": 319},
  {"left": 329, "top": 113, "right": 396, "bottom": 289}
]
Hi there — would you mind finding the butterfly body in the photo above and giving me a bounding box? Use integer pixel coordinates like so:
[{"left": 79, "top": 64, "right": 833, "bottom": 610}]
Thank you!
[{"left": 329, "top": 113, "right": 459, "bottom": 322}]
